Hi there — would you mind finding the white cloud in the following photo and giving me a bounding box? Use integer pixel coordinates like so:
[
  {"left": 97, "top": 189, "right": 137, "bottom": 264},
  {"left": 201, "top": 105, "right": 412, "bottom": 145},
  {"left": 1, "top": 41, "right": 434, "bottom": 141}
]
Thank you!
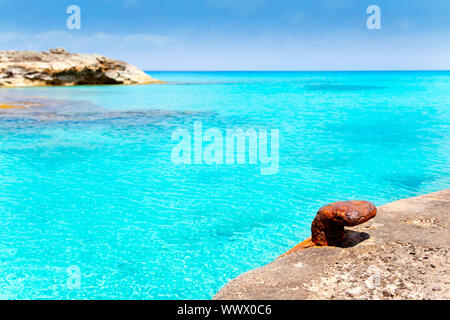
[
  {"left": 0, "top": 31, "right": 177, "bottom": 54},
  {"left": 0, "top": 31, "right": 179, "bottom": 69},
  {"left": 121, "top": 33, "right": 174, "bottom": 47}
]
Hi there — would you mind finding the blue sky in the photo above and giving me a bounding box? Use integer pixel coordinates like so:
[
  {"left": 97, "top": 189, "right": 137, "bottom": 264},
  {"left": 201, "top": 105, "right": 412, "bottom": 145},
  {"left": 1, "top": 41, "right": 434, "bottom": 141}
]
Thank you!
[{"left": 0, "top": 0, "right": 449, "bottom": 70}]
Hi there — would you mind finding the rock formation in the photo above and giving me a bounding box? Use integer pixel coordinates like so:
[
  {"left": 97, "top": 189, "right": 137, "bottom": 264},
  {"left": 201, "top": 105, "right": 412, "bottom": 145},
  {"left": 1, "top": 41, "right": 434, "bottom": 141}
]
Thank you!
[{"left": 0, "top": 48, "right": 160, "bottom": 87}]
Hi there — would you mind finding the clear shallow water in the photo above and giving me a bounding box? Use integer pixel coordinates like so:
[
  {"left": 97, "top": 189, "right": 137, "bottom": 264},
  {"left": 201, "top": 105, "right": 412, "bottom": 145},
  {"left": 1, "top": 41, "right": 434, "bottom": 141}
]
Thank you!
[{"left": 0, "top": 71, "right": 449, "bottom": 299}]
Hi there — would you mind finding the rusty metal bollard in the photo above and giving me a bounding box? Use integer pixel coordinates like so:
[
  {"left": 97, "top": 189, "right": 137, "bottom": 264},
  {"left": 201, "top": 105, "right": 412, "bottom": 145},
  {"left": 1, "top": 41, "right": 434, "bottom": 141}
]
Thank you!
[
  {"left": 282, "top": 200, "right": 376, "bottom": 256},
  {"left": 311, "top": 200, "right": 376, "bottom": 246}
]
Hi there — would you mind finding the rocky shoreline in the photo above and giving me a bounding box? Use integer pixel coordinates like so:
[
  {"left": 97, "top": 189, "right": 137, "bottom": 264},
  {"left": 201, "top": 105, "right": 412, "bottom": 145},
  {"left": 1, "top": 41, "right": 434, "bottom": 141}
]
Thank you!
[
  {"left": 0, "top": 48, "right": 160, "bottom": 87},
  {"left": 214, "top": 189, "right": 450, "bottom": 300}
]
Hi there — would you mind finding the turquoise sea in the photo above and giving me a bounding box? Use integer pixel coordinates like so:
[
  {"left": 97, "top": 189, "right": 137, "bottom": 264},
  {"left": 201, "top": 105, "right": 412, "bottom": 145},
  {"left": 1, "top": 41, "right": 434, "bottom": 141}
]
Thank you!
[{"left": 0, "top": 71, "right": 449, "bottom": 299}]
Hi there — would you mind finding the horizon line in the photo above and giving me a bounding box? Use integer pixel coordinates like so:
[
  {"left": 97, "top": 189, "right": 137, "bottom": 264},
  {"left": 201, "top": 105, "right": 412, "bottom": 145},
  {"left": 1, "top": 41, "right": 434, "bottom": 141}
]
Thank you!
[{"left": 143, "top": 69, "right": 450, "bottom": 72}]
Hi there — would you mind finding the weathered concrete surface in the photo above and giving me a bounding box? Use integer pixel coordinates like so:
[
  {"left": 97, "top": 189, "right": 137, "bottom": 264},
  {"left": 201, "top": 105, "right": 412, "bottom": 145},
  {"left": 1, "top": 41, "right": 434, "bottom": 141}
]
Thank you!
[
  {"left": 214, "top": 189, "right": 450, "bottom": 300},
  {"left": 0, "top": 48, "right": 160, "bottom": 87}
]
